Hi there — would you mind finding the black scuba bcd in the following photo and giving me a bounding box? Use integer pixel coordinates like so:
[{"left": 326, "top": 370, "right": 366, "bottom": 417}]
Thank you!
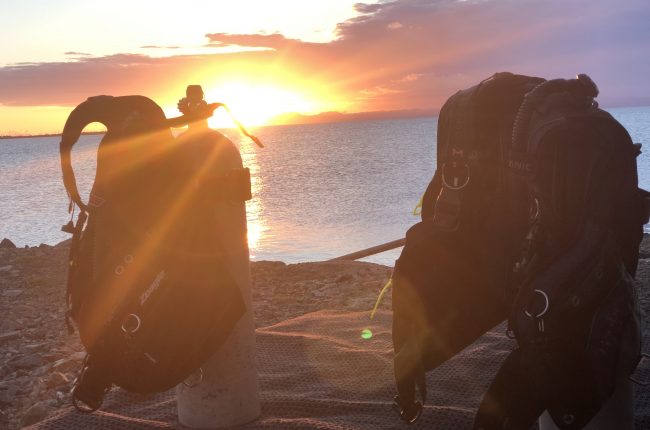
[
  {"left": 391, "top": 73, "right": 649, "bottom": 428},
  {"left": 60, "top": 95, "right": 252, "bottom": 412}
]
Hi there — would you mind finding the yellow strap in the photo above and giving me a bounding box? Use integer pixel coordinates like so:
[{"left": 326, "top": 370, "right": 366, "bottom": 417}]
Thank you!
[
  {"left": 412, "top": 195, "right": 424, "bottom": 216},
  {"left": 370, "top": 278, "right": 393, "bottom": 319}
]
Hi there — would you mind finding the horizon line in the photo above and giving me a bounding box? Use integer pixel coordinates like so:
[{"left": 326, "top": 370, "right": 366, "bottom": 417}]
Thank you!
[{"left": 0, "top": 107, "right": 440, "bottom": 139}]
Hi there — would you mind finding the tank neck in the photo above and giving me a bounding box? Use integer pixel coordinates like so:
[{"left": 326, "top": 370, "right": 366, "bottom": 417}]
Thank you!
[{"left": 188, "top": 119, "right": 210, "bottom": 130}]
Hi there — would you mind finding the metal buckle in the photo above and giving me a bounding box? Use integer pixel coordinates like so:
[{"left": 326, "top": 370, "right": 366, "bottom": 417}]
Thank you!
[
  {"left": 524, "top": 289, "right": 549, "bottom": 318},
  {"left": 393, "top": 395, "right": 423, "bottom": 424},
  {"left": 441, "top": 162, "right": 470, "bottom": 190}
]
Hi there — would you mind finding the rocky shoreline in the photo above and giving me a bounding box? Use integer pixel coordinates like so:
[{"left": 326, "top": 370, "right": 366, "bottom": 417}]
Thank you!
[
  {"left": 1, "top": 236, "right": 649, "bottom": 429},
  {"left": 0, "top": 240, "right": 392, "bottom": 429}
]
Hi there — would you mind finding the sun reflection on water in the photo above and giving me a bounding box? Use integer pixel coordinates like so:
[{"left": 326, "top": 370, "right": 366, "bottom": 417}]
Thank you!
[{"left": 235, "top": 132, "right": 267, "bottom": 259}]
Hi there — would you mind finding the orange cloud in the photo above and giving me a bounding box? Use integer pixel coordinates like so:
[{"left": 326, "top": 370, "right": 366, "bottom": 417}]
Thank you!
[{"left": 205, "top": 33, "right": 301, "bottom": 49}]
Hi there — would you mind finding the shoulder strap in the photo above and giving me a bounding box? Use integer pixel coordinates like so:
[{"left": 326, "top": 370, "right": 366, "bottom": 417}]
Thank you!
[
  {"left": 60, "top": 95, "right": 185, "bottom": 211},
  {"left": 60, "top": 96, "right": 116, "bottom": 211},
  {"left": 431, "top": 85, "right": 480, "bottom": 231}
]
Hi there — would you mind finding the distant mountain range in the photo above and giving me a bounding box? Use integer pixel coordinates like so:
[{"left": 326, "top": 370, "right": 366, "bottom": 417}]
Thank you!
[
  {"left": 0, "top": 130, "right": 105, "bottom": 140},
  {"left": 1, "top": 109, "right": 439, "bottom": 139},
  {"left": 268, "top": 108, "right": 439, "bottom": 126}
]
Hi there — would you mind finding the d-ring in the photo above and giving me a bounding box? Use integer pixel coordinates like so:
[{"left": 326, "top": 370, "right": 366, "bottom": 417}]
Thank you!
[
  {"left": 121, "top": 313, "right": 141, "bottom": 334},
  {"left": 441, "top": 162, "right": 470, "bottom": 190},
  {"left": 524, "top": 289, "right": 549, "bottom": 318},
  {"left": 183, "top": 368, "right": 204, "bottom": 388}
]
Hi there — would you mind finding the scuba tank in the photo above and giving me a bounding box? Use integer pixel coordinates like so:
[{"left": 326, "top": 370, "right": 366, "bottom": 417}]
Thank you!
[{"left": 173, "top": 85, "right": 261, "bottom": 427}]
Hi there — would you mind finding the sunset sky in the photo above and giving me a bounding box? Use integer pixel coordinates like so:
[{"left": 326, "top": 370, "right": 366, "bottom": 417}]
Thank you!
[{"left": 1, "top": 0, "right": 649, "bottom": 135}]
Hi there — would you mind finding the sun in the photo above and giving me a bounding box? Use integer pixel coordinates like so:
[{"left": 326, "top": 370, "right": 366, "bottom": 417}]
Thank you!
[{"left": 202, "top": 83, "right": 317, "bottom": 127}]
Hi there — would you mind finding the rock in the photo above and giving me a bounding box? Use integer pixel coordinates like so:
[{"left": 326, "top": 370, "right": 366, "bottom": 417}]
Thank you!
[
  {"left": 0, "top": 331, "right": 20, "bottom": 342},
  {"left": 0, "top": 409, "right": 8, "bottom": 424},
  {"left": 20, "top": 402, "right": 49, "bottom": 427},
  {"left": 46, "top": 372, "right": 69, "bottom": 389},
  {"left": 55, "top": 239, "right": 72, "bottom": 248},
  {"left": 335, "top": 273, "right": 353, "bottom": 283},
  {"left": 0, "top": 386, "right": 17, "bottom": 406},
  {"left": 42, "top": 352, "right": 64, "bottom": 363},
  {"left": 15, "top": 369, "right": 30, "bottom": 378},
  {"left": 0, "top": 365, "right": 12, "bottom": 379},
  {"left": 0, "top": 264, "right": 13, "bottom": 272},
  {"left": 55, "top": 390, "right": 66, "bottom": 406},
  {"left": 26, "top": 317, "right": 43, "bottom": 328},
  {"left": 4, "top": 289, "right": 23, "bottom": 298},
  {"left": 0, "top": 238, "right": 16, "bottom": 248},
  {"left": 33, "top": 364, "right": 53, "bottom": 377},
  {"left": 30, "top": 379, "right": 46, "bottom": 398},
  {"left": 10, "top": 354, "right": 43, "bottom": 370},
  {"left": 23, "top": 342, "right": 48, "bottom": 354},
  {"left": 70, "top": 351, "right": 86, "bottom": 361},
  {"left": 51, "top": 357, "right": 79, "bottom": 374}
]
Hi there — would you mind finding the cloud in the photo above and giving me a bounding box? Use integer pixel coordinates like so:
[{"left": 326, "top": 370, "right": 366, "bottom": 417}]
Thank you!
[
  {"left": 140, "top": 45, "right": 181, "bottom": 49},
  {"left": 353, "top": 2, "right": 392, "bottom": 14},
  {"left": 0, "top": 54, "right": 184, "bottom": 106},
  {"left": 1, "top": 0, "right": 649, "bottom": 111},
  {"left": 64, "top": 51, "right": 92, "bottom": 56},
  {"left": 204, "top": 32, "right": 300, "bottom": 49}
]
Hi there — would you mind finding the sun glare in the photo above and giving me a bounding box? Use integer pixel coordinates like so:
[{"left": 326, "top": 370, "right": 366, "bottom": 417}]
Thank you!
[{"left": 204, "top": 83, "right": 317, "bottom": 127}]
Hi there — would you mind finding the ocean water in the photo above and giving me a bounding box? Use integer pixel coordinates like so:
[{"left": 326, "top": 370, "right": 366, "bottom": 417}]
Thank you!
[{"left": 1, "top": 107, "right": 649, "bottom": 266}]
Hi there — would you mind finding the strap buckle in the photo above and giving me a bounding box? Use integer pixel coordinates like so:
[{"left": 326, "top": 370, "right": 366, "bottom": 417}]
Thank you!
[
  {"left": 393, "top": 394, "right": 423, "bottom": 424},
  {"left": 71, "top": 355, "right": 110, "bottom": 413}
]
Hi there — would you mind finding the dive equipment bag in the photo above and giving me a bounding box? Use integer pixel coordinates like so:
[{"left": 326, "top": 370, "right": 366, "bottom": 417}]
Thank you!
[
  {"left": 60, "top": 95, "right": 252, "bottom": 411},
  {"left": 391, "top": 72, "right": 649, "bottom": 428}
]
